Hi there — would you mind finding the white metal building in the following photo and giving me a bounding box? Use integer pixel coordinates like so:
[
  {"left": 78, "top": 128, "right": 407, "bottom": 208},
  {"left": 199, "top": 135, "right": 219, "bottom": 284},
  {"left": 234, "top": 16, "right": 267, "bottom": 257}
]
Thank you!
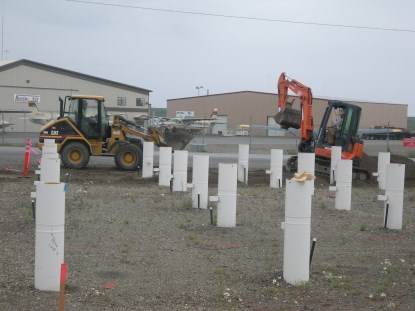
[
  {"left": 167, "top": 91, "right": 408, "bottom": 136},
  {"left": 0, "top": 59, "right": 151, "bottom": 132}
]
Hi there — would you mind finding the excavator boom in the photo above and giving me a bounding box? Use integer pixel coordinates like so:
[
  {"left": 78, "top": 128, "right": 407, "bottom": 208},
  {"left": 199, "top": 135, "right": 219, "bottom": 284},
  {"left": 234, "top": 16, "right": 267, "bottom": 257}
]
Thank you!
[{"left": 274, "top": 72, "right": 314, "bottom": 152}]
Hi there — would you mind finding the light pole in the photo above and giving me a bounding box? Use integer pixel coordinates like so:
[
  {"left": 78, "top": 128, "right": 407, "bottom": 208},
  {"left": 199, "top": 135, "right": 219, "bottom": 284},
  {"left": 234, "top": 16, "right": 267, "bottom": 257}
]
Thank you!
[
  {"left": 196, "top": 86, "right": 203, "bottom": 96},
  {"left": 386, "top": 121, "right": 390, "bottom": 152}
]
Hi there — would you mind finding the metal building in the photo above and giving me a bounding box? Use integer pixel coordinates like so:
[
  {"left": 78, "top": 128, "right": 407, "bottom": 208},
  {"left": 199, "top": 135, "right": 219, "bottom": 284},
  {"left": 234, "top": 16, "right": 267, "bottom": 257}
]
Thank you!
[
  {"left": 0, "top": 59, "right": 151, "bottom": 132},
  {"left": 167, "top": 91, "right": 408, "bottom": 136}
]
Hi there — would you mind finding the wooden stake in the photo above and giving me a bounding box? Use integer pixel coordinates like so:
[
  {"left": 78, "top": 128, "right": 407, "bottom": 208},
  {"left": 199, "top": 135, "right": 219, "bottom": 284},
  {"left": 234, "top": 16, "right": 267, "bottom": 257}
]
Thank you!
[{"left": 58, "top": 263, "right": 67, "bottom": 311}]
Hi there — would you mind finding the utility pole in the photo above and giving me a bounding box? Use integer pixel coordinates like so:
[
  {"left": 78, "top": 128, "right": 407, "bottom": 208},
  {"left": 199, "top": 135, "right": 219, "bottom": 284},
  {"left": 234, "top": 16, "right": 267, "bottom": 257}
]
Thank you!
[
  {"left": 196, "top": 86, "right": 203, "bottom": 96},
  {"left": 386, "top": 121, "right": 390, "bottom": 152},
  {"left": 1, "top": 0, "right": 4, "bottom": 60}
]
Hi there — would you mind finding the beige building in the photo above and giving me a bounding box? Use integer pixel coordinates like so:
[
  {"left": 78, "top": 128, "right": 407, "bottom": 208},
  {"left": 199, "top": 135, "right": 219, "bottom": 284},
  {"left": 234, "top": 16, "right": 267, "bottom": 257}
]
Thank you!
[
  {"left": 167, "top": 91, "right": 408, "bottom": 136},
  {"left": 0, "top": 59, "right": 151, "bottom": 132}
]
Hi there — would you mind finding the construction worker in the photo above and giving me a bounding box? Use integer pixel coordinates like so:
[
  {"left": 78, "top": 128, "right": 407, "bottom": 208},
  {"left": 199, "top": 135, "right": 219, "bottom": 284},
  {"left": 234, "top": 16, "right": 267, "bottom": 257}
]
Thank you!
[
  {"left": 333, "top": 109, "right": 345, "bottom": 129},
  {"left": 82, "top": 100, "right": 89, "bottom": 118},
  {"left": 326, "top": 109, "right": 345, "bottom": 145}
]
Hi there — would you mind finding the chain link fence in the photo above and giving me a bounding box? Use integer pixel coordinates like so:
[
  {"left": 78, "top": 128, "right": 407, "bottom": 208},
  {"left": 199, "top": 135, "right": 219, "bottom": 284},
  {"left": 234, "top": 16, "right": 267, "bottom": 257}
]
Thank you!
[{"left": 0, "top": 110, "right": 40, "bottom": 145}]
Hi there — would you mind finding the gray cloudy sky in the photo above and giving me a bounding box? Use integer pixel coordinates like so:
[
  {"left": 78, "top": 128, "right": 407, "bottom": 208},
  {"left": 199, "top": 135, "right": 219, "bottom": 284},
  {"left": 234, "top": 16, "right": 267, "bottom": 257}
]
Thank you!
[{"left": 3, "top": 0, "right": 415, "bottom": 115}]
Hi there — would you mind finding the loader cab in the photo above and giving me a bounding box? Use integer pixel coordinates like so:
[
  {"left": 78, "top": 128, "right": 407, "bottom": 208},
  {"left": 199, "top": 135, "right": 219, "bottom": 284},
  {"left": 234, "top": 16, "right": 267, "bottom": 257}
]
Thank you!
[
  {"left": 63, "top": 95, "right": 108, "bottom": 139},
  {"left": 316, "top": 101, "right": 361, "bottom": 152}
]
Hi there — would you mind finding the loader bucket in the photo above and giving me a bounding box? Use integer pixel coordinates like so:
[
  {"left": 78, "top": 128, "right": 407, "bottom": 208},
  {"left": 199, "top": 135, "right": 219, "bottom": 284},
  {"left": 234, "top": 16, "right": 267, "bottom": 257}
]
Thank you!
[
  {"left": 163, "top": 127, "right": 194, "bottom": 150},
  {"left": 274, "top": 107, "right": 301, "bottom": 130}
]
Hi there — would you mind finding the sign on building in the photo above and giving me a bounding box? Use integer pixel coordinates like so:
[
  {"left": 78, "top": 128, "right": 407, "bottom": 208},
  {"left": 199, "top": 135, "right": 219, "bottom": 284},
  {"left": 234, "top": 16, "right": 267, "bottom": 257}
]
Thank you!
[
  {"left": 13, "top": 94, "right": 41, "bottom": 103},
  {"left": 176, "top": 111, "right": 194, "bottom": 118}
]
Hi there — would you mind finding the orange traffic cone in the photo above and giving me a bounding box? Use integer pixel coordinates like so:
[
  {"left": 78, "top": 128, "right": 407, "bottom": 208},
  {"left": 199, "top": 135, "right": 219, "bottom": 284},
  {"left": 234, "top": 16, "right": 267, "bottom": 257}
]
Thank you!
[{"left": 22, "top": 138, "right": 32, "bottom": 177}]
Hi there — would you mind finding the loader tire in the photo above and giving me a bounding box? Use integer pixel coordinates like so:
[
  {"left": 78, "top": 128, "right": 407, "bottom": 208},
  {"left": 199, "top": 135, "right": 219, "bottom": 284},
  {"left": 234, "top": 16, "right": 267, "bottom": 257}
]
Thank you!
[
  {"left": 114, "top": 144, "right": 142, "bottom": 171},
  {"left": 61, "top": 142, "right": 90, "bottom": 169}
]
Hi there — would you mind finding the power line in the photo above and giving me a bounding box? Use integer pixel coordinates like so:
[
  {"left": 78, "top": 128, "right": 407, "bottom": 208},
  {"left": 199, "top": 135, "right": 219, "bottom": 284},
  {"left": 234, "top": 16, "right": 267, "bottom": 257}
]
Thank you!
[{"left": 66, "top": 0, "right": 415, "bottom": 33}]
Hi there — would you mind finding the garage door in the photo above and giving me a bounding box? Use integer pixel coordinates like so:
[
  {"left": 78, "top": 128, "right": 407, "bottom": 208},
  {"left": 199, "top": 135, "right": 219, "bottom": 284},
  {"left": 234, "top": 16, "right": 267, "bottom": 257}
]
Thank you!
[{"left": 211, "top": 115, "right": 228, "bottom": 135}]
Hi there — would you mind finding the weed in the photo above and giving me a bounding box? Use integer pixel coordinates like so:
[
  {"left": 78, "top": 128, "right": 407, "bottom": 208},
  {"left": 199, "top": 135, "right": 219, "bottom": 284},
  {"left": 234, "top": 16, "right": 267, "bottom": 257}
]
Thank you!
[
  {"left": 181, "top": 196, "right": 193, "bottom": 209},
  {"left": 359, "top": 224, "right": 366, "bottom": 231},
  {"left": 207, "top": 205, "right": 218, "bottom": 226},
  {"left": 26, "top": 202, "right": 34, "bottom": 219},
  {"left": 265, "top": 260, "right": 273, "bottom": 272},
  {"left": 123, "top": 220, "right": 129, "bottom": 225},
  {"left": 376, "top": 278, "right": 391, "bottom": 293},
  {"left": 212, "top": 212, "right": 217, "bottom": 226},
  {"left": 120, "top": 245, "right": 131, "bottom": 254},
  {"left": 130, "top": 195, "right": 137, "bottom": 204},
  {"left": 268, "top": 287, "right": 277, "bottom": 295},
  {"left": 298, "top": 281, "right": 311, "bottom": 288},
  {"left": 178, "top": 223, "right": 185, "bottom": 230},
  {"left": 406, "top": 151, "right": 415, "bottom": 158},
  {"left": 319, "top": 203, "right": 328, "bottom": 209},
  {"left": 207, "top": 255, "right": 216, "bottom": 263},
  {"left": 188, "top": 234, "right": 200, "bottom": 245},
  {"left": 351, "top": 287, "right": 361, "bottom": 296},
  {"left": 214, "top": 267, "right": 227, "bottom": 301},
  {"left": 327, "top": 275, "right": 349, "bottom": 289}
]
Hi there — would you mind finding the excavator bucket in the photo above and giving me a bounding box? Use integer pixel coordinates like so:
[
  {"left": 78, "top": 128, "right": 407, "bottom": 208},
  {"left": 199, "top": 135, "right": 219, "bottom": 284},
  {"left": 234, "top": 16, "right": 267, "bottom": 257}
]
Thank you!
[
  {"left": 163, "top": 127, "right": 194, "bottom": 150},
  {"left": 274, "top": 107, "right": 301, "bottom": 130}
]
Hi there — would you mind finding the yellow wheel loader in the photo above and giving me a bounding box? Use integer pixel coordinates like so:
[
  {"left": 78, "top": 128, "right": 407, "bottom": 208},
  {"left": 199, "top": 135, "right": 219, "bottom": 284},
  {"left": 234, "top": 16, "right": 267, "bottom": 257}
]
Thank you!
[{"left": 38, "top": 95, "right": 193, "bottom": 170}]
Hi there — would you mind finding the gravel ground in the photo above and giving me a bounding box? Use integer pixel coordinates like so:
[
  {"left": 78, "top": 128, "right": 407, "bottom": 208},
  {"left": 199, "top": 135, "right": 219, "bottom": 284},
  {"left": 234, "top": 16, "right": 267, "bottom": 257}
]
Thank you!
[{"left": 1, "top": 151, "right": 415, "bottom": 310}]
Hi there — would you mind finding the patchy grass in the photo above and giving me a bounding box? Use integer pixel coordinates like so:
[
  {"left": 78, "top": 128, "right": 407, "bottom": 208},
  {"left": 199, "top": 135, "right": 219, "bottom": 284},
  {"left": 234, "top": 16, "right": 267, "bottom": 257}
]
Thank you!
[
  {"left": 120, "top": 244, "right": 131, "bottom": 254},
  {"left": 188, "top": 233, "right": 200, "bottom": 245},
  {"left": 319, "top": 202, "right": 328, "bottom": 209}
]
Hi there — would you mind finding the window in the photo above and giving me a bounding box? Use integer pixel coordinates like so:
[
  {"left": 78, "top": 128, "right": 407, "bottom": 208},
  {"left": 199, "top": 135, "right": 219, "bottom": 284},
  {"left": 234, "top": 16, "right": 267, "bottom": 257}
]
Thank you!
[
  {"left": 67, "top": 98, "right": 80, "bottom": 123},
  {"left": 117, "top": 97, "right": 126, "bottom": 106},
  {"left": 136, "top": 98, "right": 145, "bottom": 107}
]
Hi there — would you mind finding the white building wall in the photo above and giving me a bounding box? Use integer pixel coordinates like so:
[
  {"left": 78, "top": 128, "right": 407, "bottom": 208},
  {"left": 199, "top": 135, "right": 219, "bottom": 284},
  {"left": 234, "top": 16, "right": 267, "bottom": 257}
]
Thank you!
[{"left": 0, "top": 64, "right": 150, "bottom": 132}]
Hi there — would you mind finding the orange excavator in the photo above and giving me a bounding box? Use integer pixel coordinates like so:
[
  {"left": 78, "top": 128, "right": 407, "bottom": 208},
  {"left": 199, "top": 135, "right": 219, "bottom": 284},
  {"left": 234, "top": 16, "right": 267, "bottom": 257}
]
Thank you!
[{"left": 274, "top": 72, "right": 370, "bottom": 180}]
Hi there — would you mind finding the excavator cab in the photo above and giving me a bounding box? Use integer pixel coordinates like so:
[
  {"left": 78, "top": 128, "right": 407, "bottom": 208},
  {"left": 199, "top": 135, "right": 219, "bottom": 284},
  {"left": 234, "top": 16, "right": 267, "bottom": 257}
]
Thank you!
[
  {"left": 316, "top": 101, "right": 361, "bottom": 150},
  {"left": 315, "top": 100, "right": 364, "bottom": 167}
]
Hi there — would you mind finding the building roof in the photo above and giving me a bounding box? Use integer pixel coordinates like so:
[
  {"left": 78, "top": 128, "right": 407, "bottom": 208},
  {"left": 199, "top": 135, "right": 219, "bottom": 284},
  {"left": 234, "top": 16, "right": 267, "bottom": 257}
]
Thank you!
[
  {"left": 167, "top": 90, "right": 277, "bottom": 101},
  {"left": 168, "top": 90, "right": 407, "bottom": 107},
  {"left": 0, "top": 59, "right": 152, "bottom": 94}
]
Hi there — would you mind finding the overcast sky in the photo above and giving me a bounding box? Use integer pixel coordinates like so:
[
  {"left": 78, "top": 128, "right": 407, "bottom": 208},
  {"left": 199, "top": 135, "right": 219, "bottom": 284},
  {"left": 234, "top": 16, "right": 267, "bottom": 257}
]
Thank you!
[{"left": 3, "top": 0, "right": 415, "bottom": 116}]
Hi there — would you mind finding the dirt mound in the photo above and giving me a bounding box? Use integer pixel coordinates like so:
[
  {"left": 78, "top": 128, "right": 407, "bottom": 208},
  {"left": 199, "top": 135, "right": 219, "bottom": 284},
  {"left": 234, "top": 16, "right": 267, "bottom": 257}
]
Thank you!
[
  {"left": 360, "top": 153, "right": 415, "bottom": 186},
  {"left": 391, "top": 154, "right": 415, "bottom": 186},
  {"left": 359, "top": 152, "right": 378, "bottom": 174},
  {"left": 243, "top": 154, "right": 415, "bottom": 188}
]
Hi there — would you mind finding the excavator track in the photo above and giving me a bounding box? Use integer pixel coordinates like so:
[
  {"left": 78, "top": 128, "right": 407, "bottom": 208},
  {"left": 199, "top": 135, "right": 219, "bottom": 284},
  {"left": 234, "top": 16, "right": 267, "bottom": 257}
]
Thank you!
[{"left": 286, "top": 156, "right": 372, "bottom": 181}]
